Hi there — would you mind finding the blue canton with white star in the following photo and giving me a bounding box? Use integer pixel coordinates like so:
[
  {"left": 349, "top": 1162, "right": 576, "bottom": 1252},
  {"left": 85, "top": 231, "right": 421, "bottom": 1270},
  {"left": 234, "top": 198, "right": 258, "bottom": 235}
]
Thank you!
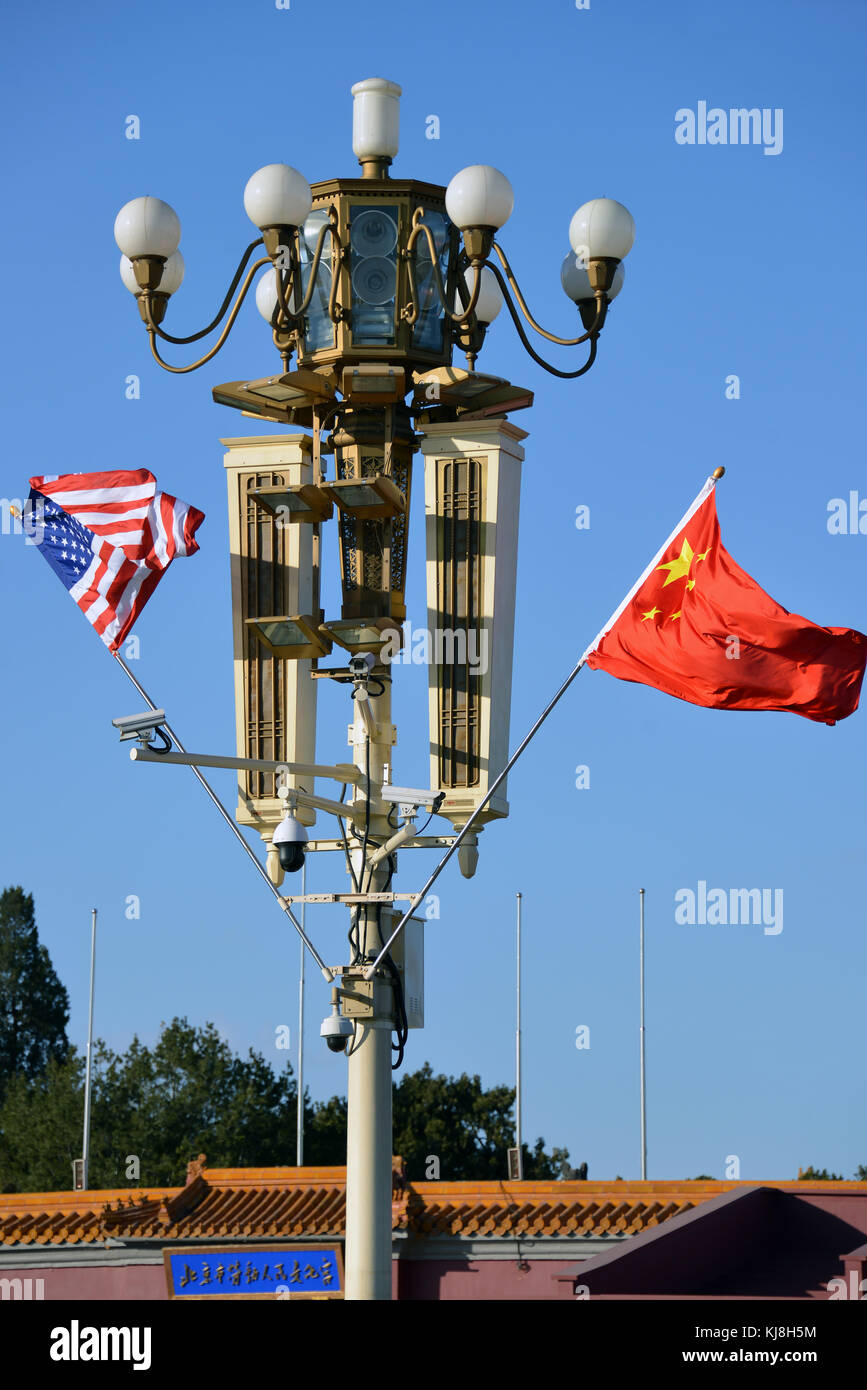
[{"left": 27, "top": 491, "right": 98, "bottom": 590}]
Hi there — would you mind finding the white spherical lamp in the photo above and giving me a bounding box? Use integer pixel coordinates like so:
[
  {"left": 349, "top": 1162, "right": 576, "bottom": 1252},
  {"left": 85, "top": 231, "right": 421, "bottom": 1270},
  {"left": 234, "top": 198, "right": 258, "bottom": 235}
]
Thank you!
[
  {"left": 255, "top": 269, "right": 280, "bottom": 322},
  {"left": 244, "top": 164, "right": 312, "bottom": 230},
  {"left": 156, "top": 250, "right": 185, "bottom": 295},
  {"left": 119, "top": 255, "right": 139, "bottom": 295},
  {"left": 568, "top": 198, "right": 635, "bottom": 262},
  {"left": 120, "top": 250, "right": 184, "bottom": 295},
  {"left": 560, "top": 251, "right": 624, "bottom": 303},
  {"left": 114, "top": 196, "right": 181, "bottom": 260},
  {"left": 445, "top": 165, "right": 514, "bottom": 230},
  {"left": 455, "top": 265, "right": 503, "bottom": 324},
  {"left": 255, "top": 268, "right": 297, "bottom": 321}
]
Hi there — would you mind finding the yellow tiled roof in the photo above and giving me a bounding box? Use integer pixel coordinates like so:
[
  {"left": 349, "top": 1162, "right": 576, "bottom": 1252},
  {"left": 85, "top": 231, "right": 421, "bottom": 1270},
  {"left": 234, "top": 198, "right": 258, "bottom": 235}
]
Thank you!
[{"left": 1, "top": 1164, "right": 863, "bottom": 1248}]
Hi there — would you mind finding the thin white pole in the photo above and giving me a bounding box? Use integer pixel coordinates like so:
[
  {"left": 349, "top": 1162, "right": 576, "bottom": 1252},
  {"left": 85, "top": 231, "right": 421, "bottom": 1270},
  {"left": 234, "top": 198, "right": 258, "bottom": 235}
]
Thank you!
[
  {"left": 516, "top": 891, "right": 523, "bottom": 1180},
  {"left": 296, "top": 860, "right": 306, "bottom": 1166},
  {"left": 82, "top": 907, "right": 97, "bottom": 1189},
  {"left": 639, "top": 887, "right": 647, "bottom": 1180}
]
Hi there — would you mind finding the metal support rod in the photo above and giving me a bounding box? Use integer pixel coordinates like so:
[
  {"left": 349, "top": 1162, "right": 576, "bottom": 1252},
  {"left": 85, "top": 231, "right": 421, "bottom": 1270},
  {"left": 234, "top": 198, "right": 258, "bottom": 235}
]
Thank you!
[
  {"left": 81, "top": 907, "right": 97, "bottom": 1190},
  {"left": 297, "top": 860, "right": 306, "bottom": 1167},
  {"left": 128, "top": 746, "right": 360, "bottom": 786},
  {"left": 516, "top": 891, "right": 523, "bottom": 1181},
  {"left": 130, "top": 749, "right": 360, "bottom": 825},
  {"left": 365, "top": 658, "right": 587, "bottom": 977},
  {"left": 112, "top": 654, "right": 334, "bottom": 981},
  {"left": 640, "top": 887, "right": 647, "bottom": 1181}
]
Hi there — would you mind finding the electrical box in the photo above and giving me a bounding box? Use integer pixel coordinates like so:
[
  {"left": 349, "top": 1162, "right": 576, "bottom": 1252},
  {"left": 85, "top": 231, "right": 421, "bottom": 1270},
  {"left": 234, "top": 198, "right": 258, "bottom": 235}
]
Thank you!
[{"left": 385, "top": 912, "right": 424, "bottom": 1029}]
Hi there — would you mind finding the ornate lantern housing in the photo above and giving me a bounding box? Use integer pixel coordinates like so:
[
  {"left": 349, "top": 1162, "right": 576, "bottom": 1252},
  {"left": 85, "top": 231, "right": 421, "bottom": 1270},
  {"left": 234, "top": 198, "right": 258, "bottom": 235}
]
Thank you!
[
  {"left": 117, "top": 76, "right": 634, "bottom": 853},
  {"left": 284, "top": 176, "right": 459, "bottom": 626}
]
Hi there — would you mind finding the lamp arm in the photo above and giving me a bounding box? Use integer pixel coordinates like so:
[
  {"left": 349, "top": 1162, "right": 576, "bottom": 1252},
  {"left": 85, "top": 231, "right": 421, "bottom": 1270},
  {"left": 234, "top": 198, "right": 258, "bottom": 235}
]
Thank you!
[
  {"left": 487, "top": 262, "right": 601, "bottom": 379},
  {"left": 404, "top": 211, "right": 482, "bottom": 326},
  {"left": 145, "top": 256, "right": 271, "bottom": 373},
  {"left": 143, "top": 238, "right": 265, "bottom": 344},
  {"left": 490, "top": 240, "right": 606, "bottom": 344},
  {"left": 273, "top": 211, "right": 344, "bottom": 326}
]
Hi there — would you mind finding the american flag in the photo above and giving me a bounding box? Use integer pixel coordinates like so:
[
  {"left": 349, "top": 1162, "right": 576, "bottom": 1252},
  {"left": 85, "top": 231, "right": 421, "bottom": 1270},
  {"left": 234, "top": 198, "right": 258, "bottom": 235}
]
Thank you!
[{"left": 27, "top": 470, "right": 204, "bottom": 651}]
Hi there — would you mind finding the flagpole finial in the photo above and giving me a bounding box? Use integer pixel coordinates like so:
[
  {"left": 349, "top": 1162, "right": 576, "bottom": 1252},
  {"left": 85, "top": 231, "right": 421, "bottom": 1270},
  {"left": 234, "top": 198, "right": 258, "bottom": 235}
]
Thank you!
[{"left": 712, "top": 467, "right": 725, "bottom": 480}]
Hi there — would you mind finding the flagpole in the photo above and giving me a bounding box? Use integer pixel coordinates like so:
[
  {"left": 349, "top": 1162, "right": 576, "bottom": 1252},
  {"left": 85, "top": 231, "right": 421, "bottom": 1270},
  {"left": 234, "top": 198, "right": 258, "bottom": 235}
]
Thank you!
[
  {"left": 515, "top": 891, "right": 523, "bottom": 1181},
  {"left": 639, "top": 887, "right": 647, "bottom": 1181},
  {"left": 111, "top": 652, "right": 334, "bottom": 981},
  {"left": 81, "top": 907, "right": 97, "bottom": 1190}
]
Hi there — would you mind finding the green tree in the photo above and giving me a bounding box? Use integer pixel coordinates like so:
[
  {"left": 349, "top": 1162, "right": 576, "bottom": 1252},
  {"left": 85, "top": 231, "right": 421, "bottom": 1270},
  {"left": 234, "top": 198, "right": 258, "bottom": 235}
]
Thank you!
[
  {"left": 305, "top": 1093, "right": 348, "bottom": 1166},
  {"left": 0, "top": 1050, "right": 85, "bottom": 1192},
  {"left": 0, "top": 1018, "right": 307, "bottom": 1192},
  {"left": 798, "top": 1166, "right": 845, "bottom": 1181},
  {"left": 0, "top": 1025, "right": 574, "bottom": 1191},
  {"left": 306, "top": 1061, "right": 575, "bottom": 1180},
  {"left": 0, "top": 887, "right": 69, "bottom": 1098}
]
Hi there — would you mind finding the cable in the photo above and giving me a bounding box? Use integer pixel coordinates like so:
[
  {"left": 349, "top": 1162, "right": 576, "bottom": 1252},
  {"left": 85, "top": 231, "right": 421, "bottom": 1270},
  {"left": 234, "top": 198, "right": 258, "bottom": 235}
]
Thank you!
[
  {"left": 373, "top": 853, "right": 407, "bottom": 1070},
  {"left": 336, "top": 783, "right": 359, "bottom": 893},
  {"left": 359, "top": 730, "right": 372, "bottom": 893},
  {"left": 336, "top": 782, "right": 363, "bottom": 964}
]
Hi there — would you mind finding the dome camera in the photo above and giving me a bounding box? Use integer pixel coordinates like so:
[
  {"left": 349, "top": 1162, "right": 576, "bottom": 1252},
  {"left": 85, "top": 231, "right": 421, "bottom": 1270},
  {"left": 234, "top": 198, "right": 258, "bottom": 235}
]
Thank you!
[
  {"left": 321, "top": 1011, "right": 354, "bottom": 1054},
  {"left": 272, "top": 811, "right": 308, "bottom": 874}
]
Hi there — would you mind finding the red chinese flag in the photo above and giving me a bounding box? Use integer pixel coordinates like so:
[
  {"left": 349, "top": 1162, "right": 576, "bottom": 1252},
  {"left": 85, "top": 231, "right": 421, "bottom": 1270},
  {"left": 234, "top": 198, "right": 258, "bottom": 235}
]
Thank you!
[{"left": 583, "top": 479, "right": 867, "bottom": 725}]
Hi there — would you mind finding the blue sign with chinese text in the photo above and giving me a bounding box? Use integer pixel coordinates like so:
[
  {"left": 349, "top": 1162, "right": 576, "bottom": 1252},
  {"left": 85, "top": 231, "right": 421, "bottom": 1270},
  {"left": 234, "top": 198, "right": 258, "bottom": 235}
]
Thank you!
[{"left": 165, "top": 1245, "right": 343, "bottom": 1298}]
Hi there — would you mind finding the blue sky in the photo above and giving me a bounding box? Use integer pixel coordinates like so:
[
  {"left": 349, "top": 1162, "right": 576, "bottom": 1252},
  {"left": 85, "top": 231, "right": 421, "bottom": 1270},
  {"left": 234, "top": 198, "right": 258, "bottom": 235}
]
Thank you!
[{"left": 2, "top": 0, "right": 865, "bottom": 1183}]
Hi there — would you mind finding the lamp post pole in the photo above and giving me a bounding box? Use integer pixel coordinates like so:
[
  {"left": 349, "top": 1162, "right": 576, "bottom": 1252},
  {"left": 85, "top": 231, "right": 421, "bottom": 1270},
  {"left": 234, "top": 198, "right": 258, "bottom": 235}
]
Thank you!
[
  {"left": 112, "top": 75, "right": 634, "bottom": 1304},
  {"left": 344, "top": 667, "right": 396, "bottom": 1300}
]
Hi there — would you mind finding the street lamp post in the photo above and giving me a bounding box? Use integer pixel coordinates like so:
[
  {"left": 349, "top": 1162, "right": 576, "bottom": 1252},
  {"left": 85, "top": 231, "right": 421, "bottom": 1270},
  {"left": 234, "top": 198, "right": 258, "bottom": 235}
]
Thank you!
[{"left": 113, "top": 77, "right": 634, "bottom": 1301}]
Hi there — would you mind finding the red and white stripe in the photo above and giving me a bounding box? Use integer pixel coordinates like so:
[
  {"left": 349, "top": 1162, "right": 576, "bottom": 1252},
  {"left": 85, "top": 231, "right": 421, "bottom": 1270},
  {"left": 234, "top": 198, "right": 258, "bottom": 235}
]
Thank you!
[{"left": 31, "top": 469, "right": 204, "bottom": 652}]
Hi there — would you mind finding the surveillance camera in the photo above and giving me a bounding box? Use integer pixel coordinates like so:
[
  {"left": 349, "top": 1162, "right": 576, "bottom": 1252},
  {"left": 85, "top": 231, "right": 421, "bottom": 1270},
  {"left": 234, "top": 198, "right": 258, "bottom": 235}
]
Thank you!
[
  {"left": 111, "top": 710, "right": 168, "bottom": 742},
  {"left": 272, "top": 811, "right": 308, "bottom": 874},
  {"left": 320, "top": 1012, "right": 354, "bottom": 1053},
  {"left": 348, "top": 651, "right": 376, "bottom": 678},
  {"left": 381, "top": 785, "right": 446, "bottom": 812},
  {"left": 458, "top": 837, "right": 480, "bottom": 879}
]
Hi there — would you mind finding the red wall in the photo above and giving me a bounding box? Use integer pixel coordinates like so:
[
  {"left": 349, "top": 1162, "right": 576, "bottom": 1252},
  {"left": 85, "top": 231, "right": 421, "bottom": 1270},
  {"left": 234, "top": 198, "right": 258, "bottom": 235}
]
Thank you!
[
  {"left": 3, "top": 1257, "right": 578, "bottom": 1301},
  {"left": 1, "top": 1264, "right": 168, "bottom": 1300},
  {"left": 397, "top": 1259, "right": 577, "bottom": 1300}
]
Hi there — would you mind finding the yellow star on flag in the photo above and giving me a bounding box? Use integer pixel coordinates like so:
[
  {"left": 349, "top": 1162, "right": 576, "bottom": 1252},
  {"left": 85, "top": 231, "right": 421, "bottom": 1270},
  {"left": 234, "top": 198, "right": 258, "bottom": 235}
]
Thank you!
[
  {"left": 641, "top": 606, "right": 661, "bottom": 622},
  {"left": 657, "top": 538, "right": 694, "bottom": 588}
]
